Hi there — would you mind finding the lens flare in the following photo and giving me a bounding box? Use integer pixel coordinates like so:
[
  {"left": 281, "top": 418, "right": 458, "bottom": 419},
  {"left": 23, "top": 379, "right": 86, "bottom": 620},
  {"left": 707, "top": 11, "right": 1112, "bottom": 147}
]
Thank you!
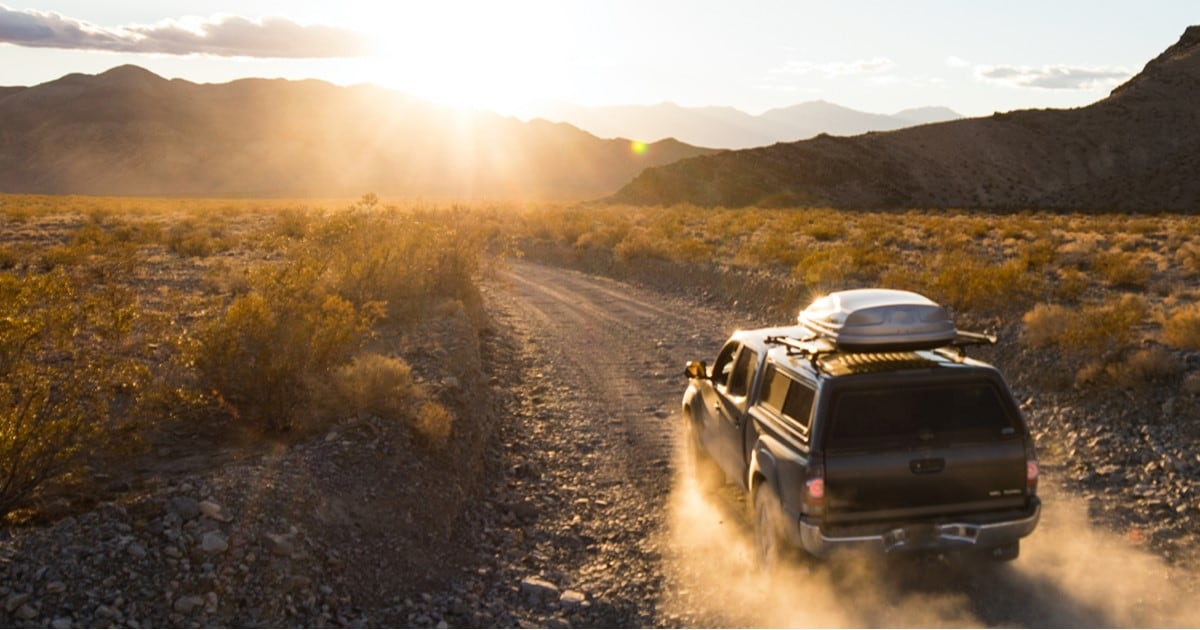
[{"left": 631, "top": 140, "right": 648, "bottom": 155}]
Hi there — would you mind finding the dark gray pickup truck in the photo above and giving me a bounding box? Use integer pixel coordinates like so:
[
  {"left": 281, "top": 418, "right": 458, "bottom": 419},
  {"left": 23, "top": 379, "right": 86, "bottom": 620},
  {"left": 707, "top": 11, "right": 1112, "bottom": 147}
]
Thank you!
[{"left": 682, "top": 289, "right": 1040, "bottom": 564}]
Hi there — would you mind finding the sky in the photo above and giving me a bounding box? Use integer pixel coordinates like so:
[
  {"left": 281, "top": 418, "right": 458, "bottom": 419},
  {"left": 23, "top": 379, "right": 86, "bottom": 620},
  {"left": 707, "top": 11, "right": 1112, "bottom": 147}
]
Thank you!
[{"left": 0, "top": 1, "right": 1197, "bottom": 119}]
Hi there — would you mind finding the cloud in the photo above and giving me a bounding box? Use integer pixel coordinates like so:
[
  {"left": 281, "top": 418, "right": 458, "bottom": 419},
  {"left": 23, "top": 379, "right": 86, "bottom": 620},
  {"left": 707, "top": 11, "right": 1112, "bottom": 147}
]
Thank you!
[
  {"left": 944, "top": 55, "right": 970, "bottom": 69},
  {"left": 771, "top": 56, "right": 897, "bottom": 77},
  {"left": 975, "top": 64, "right": 1132, "bottom": 90},
  {"left": 0, "top": 5, "right": 368, "bottom": 58}
]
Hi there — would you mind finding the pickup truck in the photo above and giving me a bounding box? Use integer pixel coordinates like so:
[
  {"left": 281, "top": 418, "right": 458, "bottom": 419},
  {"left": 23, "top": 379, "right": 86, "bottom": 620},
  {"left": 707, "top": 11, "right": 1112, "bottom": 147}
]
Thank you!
[{"left": 682, "top": 289, "right": 1040, "bottom": 565}]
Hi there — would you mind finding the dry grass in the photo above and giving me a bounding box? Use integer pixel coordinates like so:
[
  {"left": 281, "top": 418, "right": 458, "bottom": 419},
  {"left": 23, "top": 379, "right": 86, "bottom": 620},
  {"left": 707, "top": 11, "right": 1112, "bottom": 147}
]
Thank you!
[
  {"left": 0, "top": 193, "right": 487, "bottom": 518},
  {"left": 501, "top": 203, "right": 1200, "bottom": 394},
  {"left": 1163, "top": 304, "right": 1200, "bottom": 351}
]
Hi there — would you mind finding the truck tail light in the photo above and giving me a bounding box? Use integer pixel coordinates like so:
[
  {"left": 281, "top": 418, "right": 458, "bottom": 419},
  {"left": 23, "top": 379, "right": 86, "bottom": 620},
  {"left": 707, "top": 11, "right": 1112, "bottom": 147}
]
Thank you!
[
  {"left": 804, "top": 462, "right": 825, "bottom": 508},
  {"left": 1025, "top": 437, "right": 1039, "bottom": 495}
]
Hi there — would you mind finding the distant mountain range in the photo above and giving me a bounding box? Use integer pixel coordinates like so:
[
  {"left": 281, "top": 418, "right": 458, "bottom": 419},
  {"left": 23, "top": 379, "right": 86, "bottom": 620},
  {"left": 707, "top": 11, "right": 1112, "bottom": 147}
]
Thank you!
[
  {"left": 0, "top": 66, "right": 717, "bottom": 198},
  {"left": 613, "top": 26, "right": 1200, "bottom": 212},
  {"left": 537, "top": 101, "right": 962, "bottom": 149}
]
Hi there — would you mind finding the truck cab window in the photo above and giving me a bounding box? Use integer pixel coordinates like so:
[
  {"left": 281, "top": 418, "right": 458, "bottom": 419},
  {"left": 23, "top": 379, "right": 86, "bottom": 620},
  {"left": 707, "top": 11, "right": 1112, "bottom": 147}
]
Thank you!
[
  {"left": 712, "top": 342, "right": 740, "bottom": 388},
  {"left": 727, "top": 349, "right": 759, "bottom": 398}
]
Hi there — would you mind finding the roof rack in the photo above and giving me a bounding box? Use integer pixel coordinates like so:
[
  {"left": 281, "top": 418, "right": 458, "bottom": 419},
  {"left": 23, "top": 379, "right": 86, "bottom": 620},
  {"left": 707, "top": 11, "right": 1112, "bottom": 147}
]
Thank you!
[
  {"left": 766, "top": 327, "right": 997, "bottom": 373},
  {"left": 768, "top": 289, "right": 999, "bottom": 373}
]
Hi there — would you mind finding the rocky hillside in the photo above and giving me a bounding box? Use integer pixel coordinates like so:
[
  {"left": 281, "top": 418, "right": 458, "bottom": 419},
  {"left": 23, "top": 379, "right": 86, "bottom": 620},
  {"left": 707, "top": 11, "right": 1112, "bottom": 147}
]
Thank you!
[
  {"left": 612, "top": 26, "right": 1200, "bottom": 212},
  {"left": 0, "top": 66, "right": 717, "bottom": 198}
]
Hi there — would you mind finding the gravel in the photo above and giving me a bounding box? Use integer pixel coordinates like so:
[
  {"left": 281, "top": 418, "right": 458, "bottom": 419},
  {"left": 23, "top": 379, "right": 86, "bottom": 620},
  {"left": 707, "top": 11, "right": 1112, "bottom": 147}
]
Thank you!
[{"left": 2, "top": 261, "right": 1199, "bottom": 627}]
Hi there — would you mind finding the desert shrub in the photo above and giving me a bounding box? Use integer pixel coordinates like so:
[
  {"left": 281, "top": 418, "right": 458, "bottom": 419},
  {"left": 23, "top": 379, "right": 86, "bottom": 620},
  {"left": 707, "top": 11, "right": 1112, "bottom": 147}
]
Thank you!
[
  {"left": 1106, "top": 348, "right": 1180, "bottom": 388},
  {"left": 39, "top": 243, "right": 91, "bottom": 270},
  {"left": 167, "top": 220, "right": 233, "bottom": 257},
  {"left": 1173, "top": 242, "right": 1200, "bottom": 278},
  {"left": 807, "top": 219, "right": 845, "bottom": 242},
  {"left": 308, "top": 201, "right": 483, "bottom": 322},
  {"left": 1017, "top": 239, "right": 1058, "bottom": 271},
  {"left": 327, "top": 353, "right": 418, "bottom": 422},
  {"left": 1162, "top": 304, "right": 1200, "bottom": 351},
  {"left": 614, "top": 226, "right": 672, "bottom": 262},
  {"left": 414, "top": 400, "right": 454, "bottom": 444},
  {"left": 886, "top": 249, "right": 1041, "bottom": 316},
  {"left": 673, "top": 237, "right": 715, "bottom": 264},
  {"left": 0, "top": 269, "right": 146, "bottom": 519},
  {"left": 273, "top": 207, "right": 316, "bottom": 240},
  {"left": 1052, "top": 268, "right": 1090, "bottom": 302},
  {"left": 1071, "top": 294, "right": 1148, "bottom": 353},
  {"left": 1091, "top": 250, "right": 1151, "bottom": 289},
  {"left": 0, "top": 244, "right": 19, "bottom": 270},
  {"left": 794, "top": 248, "right": 854, "bottom": 289},
  {"left": 194, "top": 258, "right": 376, "bottom": 432},
  {"left": 1020, "top": 295, "right": 1147, "bottom": 363},
  {"left": 1021, "top": 303, "right": 1073, "bottom": 348}
]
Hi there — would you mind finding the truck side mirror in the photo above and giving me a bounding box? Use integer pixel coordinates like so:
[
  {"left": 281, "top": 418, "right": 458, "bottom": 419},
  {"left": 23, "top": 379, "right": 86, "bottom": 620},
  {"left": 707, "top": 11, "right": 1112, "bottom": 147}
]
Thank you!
[{"left": 685, "top": 360, "right": 708, "bottom": 379}]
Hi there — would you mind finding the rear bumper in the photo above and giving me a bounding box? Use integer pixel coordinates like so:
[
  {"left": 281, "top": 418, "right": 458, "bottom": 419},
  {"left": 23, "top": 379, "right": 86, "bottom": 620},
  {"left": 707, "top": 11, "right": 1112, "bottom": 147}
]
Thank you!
[{"left": 793, "top": 498, "right": 1041, "bottom": 557}]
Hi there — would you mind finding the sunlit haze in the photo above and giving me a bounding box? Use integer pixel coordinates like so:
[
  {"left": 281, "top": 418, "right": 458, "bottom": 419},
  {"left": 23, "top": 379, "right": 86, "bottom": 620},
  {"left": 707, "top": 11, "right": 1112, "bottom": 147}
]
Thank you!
[{"left": 1, "top": 1, "right": 1197, "bottom": 118}]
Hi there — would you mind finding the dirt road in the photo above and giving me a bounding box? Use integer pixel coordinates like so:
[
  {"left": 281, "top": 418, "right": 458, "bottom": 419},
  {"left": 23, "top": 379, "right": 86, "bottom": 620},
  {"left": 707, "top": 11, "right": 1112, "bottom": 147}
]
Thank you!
[{"left": 453, "top": 261, "right": 1200, "bottom": 628}]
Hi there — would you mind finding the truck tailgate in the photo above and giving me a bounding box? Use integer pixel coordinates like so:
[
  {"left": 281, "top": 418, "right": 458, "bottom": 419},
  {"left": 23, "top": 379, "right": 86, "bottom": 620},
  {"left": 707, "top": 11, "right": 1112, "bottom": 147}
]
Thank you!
[
  {"left": 824, "top": 440, "right": 1027, "bottom": 521},
  {"left": 820, "top": 376, "right": 1030, "bottom": 522}
]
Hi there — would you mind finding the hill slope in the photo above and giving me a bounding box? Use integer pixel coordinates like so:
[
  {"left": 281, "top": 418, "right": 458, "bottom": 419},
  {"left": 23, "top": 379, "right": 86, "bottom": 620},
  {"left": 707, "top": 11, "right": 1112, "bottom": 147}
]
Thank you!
[
  {"left": 0, "top": 66, "right": 717, "bottom": 198},
  {"left": 612, "top": 26, "right": 1200, "bottom": 212},
  {"left": 536, "top": 100, "right": 961, "bottom": 149}
]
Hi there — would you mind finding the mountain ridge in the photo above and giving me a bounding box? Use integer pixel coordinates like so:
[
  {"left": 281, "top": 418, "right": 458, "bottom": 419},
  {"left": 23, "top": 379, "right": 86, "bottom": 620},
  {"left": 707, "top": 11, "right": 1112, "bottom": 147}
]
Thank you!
[
  {"left": 0, "top": 67, "right": 718, "bottom": 198},
  {"left": 535, "top": 100, "right": 962, "bottom": 149},
  {"left": 611, "top": 26, "right": 1200, "bottom": 212}
]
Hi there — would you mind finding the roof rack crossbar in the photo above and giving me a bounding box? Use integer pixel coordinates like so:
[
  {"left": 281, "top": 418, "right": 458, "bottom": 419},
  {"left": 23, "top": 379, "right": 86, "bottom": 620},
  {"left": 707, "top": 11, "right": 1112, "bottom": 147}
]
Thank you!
[
  {"left": 769, "top": 327, "right": 1000, "bottom": 368},
  {"left": 765, "top": 334, "right": 836, "bottom": 372},
  {"left": 942, "top": 329, "right": 998, "bottom": 361}
]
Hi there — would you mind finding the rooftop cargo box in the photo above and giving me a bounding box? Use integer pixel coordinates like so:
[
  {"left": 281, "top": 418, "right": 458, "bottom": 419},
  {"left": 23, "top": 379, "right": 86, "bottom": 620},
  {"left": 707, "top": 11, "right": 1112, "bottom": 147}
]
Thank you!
[{"left": 798, "top": 289, "right": 957, "bottom": 352}]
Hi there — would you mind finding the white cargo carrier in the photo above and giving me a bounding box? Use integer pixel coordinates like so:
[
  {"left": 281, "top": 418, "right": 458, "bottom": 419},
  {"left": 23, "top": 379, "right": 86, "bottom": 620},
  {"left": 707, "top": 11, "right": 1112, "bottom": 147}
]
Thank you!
[{"left": 797, "top": 289, "right": 958, "bottom": 352}]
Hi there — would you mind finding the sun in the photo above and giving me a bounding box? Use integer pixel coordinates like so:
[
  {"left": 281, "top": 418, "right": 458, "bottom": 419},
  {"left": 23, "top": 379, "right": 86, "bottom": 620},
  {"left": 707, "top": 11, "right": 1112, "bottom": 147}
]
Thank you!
[{"left": 348, "top": 3, "right": 576, "bottom": 117}]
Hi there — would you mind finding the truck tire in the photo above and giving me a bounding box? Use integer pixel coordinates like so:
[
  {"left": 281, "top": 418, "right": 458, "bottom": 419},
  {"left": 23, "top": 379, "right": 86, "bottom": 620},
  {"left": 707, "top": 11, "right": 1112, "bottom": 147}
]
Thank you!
[
  {"left": 684, "top": 414, "right": 724, "bottom": 492},
  {"left": 753, "top": 483, "right": 789, "bottom": 569}
]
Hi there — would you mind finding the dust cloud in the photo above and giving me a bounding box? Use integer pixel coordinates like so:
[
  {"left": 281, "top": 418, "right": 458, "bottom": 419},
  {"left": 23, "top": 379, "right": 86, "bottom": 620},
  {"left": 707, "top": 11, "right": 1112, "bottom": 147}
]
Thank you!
[{"left": 660, "top": 452, "right": 1200, "bottom": 627}]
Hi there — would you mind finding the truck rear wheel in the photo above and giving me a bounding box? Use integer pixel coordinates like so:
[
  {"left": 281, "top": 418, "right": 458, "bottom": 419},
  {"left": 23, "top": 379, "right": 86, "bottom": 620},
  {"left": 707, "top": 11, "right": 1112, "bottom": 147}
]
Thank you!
[
  {"left": 753, "top": 483, "right": 789, "bottom": 569},
  {"left": 684, "top": 415, "right": 724, "bottom": 492}
]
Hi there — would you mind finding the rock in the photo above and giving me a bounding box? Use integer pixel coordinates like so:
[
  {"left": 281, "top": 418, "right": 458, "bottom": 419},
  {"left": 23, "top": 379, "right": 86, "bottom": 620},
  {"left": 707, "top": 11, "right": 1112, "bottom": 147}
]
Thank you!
[
  {"left": 264, "top": 533, "right": 296, "bottom": 557},
  {"left": 4, "top": 592, "right": 30, "bottom": 612},
  {"left": 198, "top": 500, "right": 226, "bottom": 521},
  {"left": 174, "top": 595, "right": 205, "bottom": 615},
  {"left": 201, "top": 531, "right": 229, "bottom": 554},
  {"left": 510, "top": 499, "right": 539, "bottom": 523},
  {"left": 284, "top": 576, "right": 311, "bottom": 592},
  {"left": 166, "top": 497, "right": 201, "bottom": 521},
  {"left": 519, "top": 577, "right": 560, "bottom": 603},
  {"left": 559, "top": 590, "right": 587, "bottom": 607},
  {"left": 51, "top": 617, "right": 72, "bottom": 629},
  {"left": 545, "top": 616, "right": 572, "bottom": 629},
  {"left": 95, "top": 604, "right": 118, "bottom": 619},
  {"left": 128, "top": 542, "right": 147, "bottom": 559},
  {"left": 45, "top": 581, "right": 66, "bottom": 595},
  {"left": 15, "top": 604, "right": 38, "bottom": 620}
]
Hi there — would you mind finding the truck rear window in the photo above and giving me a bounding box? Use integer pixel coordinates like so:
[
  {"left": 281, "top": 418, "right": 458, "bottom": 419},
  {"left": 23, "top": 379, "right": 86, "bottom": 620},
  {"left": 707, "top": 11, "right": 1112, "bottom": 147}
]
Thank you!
[{"left": 827, "top": 381, "right": 1018, "bottom": 450}]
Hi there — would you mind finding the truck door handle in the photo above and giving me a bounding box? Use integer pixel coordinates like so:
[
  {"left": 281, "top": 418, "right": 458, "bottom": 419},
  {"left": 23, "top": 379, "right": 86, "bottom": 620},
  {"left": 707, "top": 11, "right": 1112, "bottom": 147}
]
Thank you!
[{"left": 910, "top": 458, "right": 945, "bottom": 474}]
